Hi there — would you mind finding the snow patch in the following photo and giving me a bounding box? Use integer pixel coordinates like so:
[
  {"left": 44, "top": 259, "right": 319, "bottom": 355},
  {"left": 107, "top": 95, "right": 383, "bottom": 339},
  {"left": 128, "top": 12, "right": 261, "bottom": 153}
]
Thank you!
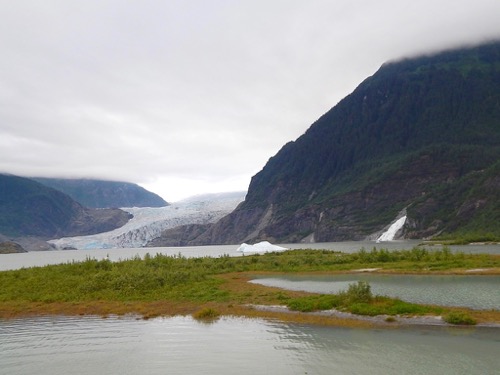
[
  {"left": 236, "top": 241, "right": 288, "bottom": 254},
  {"left": 377, "top": 215, "right": 407, "bottom": 242}
]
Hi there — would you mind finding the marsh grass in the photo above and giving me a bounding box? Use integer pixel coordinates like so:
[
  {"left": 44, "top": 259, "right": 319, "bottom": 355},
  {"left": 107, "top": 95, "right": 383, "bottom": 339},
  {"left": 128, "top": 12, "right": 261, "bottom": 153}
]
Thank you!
[
  {"left": 0, "top": 248, "right": 498, "bottom": 323},
  {"left": 193, "top": 307, "right": 220, "bottom": 321},
  {"left": 286, "top": 281, "right": 444, "bottom": 317}
]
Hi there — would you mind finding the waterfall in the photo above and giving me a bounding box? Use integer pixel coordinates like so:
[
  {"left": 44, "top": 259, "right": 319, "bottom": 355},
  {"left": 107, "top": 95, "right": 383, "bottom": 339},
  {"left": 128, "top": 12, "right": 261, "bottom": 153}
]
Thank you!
[{"left": 376, "top": 216, "right": 407, "bottom": 242}]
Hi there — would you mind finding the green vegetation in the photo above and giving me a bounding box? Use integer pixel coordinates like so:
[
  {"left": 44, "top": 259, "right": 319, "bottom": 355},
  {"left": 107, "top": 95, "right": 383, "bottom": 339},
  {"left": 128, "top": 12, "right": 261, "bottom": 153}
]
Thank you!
[
  {"left": 0, "top": 174, "right": 130, "bottom": 238},
  {"left": 235, "top": 41, "right": 500, "bottom": 243},
  {"left": 32, "top": 177, "right": 168, "bottom": 208},
  {"left": 0, "top": 174, "right": 80, "bottom": 237},
  {"left": 344, "top": 281, "right": 372, "bottom": 303},
  {"left": 443, "top": 311, "right": 477, "bottom": 325},
  {"left": 287, "top": 280, "right": 443, "bottom": 317},
  {"left": 287, "top": 281, "right": 374, "bottom": 313},
  {"left": 410, "top": 160, "right": 500, "bottom": 242},
  {"left": 0, "top": 248, "right": 498, "bottom": 324}
]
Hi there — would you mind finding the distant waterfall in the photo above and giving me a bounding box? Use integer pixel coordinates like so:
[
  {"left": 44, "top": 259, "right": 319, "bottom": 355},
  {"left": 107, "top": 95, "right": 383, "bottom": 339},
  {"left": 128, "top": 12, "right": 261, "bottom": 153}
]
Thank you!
[{"left": 377, "top": 216, "right": 407, "bottom": 242}]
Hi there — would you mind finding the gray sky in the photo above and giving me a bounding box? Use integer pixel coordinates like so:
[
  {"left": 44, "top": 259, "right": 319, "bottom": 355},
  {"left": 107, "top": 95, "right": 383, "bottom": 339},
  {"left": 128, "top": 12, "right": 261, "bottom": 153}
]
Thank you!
[{"left": 1, "top": 1, "right": 499, "bottom": 201}]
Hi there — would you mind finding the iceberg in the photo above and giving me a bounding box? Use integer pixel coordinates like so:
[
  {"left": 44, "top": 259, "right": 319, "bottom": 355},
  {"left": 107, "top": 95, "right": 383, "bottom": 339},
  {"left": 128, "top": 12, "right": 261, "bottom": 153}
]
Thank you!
[{"left": 236, "top": 241, "right": 288, "bottom": 254}]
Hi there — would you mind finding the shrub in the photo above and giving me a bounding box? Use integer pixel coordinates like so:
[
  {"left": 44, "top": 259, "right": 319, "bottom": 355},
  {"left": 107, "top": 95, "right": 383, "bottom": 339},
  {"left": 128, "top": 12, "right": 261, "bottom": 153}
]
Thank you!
[
  {"left": 443, "top": 311, "right": 477, "bottom": 325},
  {"left": 342, "top": 281, "right": 373, "bottom": 303}
]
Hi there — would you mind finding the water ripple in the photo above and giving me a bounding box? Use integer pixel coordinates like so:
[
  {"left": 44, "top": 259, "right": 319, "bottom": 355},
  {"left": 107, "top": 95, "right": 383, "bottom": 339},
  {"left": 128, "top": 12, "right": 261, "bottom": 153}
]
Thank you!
[{"left": 1, "top": 315, "right": 499, "bottom": 375}]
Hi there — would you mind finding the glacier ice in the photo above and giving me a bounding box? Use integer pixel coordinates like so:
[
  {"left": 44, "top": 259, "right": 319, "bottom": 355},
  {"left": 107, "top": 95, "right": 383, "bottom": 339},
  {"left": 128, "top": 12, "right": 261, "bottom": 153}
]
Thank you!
[{"left": 49, "top": 192, "right": 245, "bottom": 249}]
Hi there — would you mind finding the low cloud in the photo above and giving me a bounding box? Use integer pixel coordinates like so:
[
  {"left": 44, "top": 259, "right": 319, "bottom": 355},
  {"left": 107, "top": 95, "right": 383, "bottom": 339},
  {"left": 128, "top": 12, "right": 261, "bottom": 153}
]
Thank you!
[{"left": 1, "top": 0, "right": 499, "bottom": 201}]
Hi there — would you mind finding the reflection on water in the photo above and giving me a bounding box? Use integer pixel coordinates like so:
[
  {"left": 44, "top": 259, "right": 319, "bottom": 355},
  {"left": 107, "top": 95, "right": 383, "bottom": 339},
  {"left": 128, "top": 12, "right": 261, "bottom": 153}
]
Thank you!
[
  {"left": 1, "top": 315, "right": 499, "bottom": 375},
  {"left": 250, "top": 274, "right": 500, "bottom": 310}
]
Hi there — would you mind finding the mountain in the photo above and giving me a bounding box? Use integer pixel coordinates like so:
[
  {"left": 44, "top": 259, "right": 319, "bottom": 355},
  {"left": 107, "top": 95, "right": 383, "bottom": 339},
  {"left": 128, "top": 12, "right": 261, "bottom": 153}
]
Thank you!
[
  {"left": 32, "top": 178, "right": 168, "bottom": 208},
  {"left": 159, "top": 41, "right": 500, "bottom": 245},
  {"left": 0, "top": 174, "right": 131, "bottom": 242},
  {"left": 49, "top": 192, "right": 245, "bottom": 249}
]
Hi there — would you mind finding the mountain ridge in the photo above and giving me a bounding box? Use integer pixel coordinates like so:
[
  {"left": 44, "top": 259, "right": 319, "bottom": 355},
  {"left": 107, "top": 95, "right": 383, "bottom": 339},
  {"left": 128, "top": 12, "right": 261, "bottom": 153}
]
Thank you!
[
  {"left": 150, "top": 40, "right": 500, "bottom": 246},
  {"left": 32, "top": 178, "right": 168, "bottom": 208},
  {"left": 0, "top": 174, "right": 131, "bottom": 248}
]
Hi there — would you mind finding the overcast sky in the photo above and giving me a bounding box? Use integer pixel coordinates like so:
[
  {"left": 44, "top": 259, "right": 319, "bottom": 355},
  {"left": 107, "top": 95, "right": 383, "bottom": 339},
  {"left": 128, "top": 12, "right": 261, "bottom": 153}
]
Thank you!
[{"left": 1, "top": 1, "right": 499, "bottom": 202}]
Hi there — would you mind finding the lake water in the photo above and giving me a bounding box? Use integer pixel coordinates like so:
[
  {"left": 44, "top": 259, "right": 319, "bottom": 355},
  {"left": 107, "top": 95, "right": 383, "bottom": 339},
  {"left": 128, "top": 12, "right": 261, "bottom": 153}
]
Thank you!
[
  {"left": 2, "top": 241, "right": 499, "bottom": 374},
  {"left": 250, "top": 274, "right": 500, "bottom": 310},
  {"left": 1, "top": 240, "right": 500, "bottom": 271},
  {"left": 1, "top": 315, "right": 499, "bottom": 375}
]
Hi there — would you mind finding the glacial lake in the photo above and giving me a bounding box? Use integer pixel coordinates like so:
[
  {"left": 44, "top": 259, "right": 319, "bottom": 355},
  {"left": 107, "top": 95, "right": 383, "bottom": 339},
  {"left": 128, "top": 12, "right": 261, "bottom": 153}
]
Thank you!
[{"left": 1, "top": 315, "right": 499, "bottom": 375}]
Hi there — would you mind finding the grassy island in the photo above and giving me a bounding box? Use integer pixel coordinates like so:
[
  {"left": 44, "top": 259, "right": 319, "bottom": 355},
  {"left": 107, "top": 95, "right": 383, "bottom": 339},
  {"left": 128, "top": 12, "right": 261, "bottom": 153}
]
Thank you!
[{"left": 1, "top": 247, "right": 499, "bottom": 327}]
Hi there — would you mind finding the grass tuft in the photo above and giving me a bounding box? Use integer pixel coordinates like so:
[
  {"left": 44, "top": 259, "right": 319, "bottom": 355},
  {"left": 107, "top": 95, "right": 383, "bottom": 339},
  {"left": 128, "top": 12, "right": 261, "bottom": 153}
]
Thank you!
[{"left": 193, "top": 307, "right": 220, "bottom": 321}]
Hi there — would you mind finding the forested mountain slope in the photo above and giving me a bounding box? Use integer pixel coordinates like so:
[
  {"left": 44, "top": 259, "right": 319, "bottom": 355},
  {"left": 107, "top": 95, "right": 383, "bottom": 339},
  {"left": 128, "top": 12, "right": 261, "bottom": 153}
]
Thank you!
[
  {"left": 0, "top": 174, "right": 131, "bottom": 240},
  {"left": 33, "top": 178, "right": 168, "bottom": 208},
  {"left": 163, "top": 41, "right": 500, "bottom": 245}
]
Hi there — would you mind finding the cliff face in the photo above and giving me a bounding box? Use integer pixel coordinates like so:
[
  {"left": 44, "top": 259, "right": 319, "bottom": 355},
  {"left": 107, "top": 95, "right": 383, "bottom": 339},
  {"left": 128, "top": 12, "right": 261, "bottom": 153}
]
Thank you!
[{"left": 156, "top": 41, "right": 500, "bottom": 245}]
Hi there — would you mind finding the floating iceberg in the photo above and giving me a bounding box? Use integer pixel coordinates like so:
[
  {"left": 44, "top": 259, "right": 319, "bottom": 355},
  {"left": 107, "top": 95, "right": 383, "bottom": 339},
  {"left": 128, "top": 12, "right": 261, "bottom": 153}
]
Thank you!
[{"left": 236, "top": 241, "right": 288, "bottom": 254}]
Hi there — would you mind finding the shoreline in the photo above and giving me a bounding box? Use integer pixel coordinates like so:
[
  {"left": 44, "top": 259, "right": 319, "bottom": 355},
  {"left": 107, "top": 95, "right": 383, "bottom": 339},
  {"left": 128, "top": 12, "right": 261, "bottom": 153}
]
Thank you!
[
  {"left": 3, "top": 301, "right": 497, "bottom": 330},
  {"left": 2, "top": 275, "right": 499, "bottom": 329},
  {"left": 248, "top": 304, "right": 500, "bottom": 328}
]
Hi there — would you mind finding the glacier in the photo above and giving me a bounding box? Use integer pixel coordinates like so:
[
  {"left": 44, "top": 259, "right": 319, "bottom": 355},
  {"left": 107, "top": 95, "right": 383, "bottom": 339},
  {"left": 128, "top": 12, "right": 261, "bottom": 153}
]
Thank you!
[{"left": 49, "top": 192, "right": 245, "bottom": 250}]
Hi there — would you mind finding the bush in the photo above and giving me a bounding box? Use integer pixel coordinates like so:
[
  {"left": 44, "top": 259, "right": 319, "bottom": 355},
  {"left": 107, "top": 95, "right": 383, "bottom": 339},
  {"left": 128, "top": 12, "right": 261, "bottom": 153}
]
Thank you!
[
  {"left": 443, "top": 311, "right": 477, "bottom": 325},
  {"left": 342, "top": 281, "right": 373, "bottom": 303}
]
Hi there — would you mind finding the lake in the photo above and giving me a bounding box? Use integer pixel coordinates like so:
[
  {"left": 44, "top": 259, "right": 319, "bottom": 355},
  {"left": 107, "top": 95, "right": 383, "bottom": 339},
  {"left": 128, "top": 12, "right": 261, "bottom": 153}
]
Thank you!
[
  {"left": 250, "top": 274, "right": 500, "bottom": 310},
  {"left": 1, "top": 315, "right": 499, "bottom": 375},
  {"left": 1, "top": 241, "right": 500, "bottom": 374}
]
